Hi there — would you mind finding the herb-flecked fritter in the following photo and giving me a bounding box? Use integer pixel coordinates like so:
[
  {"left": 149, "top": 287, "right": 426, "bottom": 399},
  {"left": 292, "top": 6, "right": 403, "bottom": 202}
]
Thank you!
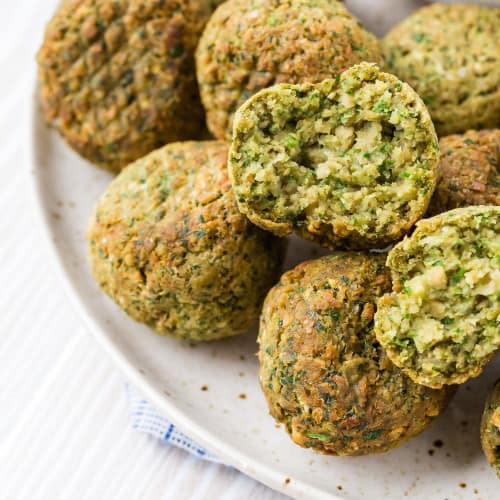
[
  {"left": 37, "top": 0, "right": 213, "bottom": 171},
  {"left": 196, "top": 0, "right": 383, "bottom": 140},
  {"left": 258, "top": 253, "right": 453, "bottom": 456},
  {"left": 427, "top": 129, "right": 500, "bottom": 216},
  {"left": 481, "top": 379, "right": 500, "bottom": 479},
  {"left": 375, "top": 206, "right": 500, "bottom": 389},
  {"left": 228, "top": 63, "right": 439, "bottom": 250},
  {"left": 383, "top": 4, "right": 500, "bottom": 136},
  {"left": 87, "top": 141, "right": 285, "bottom": 341}
]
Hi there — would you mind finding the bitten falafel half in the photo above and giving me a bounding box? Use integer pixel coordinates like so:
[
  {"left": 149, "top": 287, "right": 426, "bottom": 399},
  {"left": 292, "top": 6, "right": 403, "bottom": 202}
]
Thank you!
[
  {"left": 87, "top": 141, "right": 285, "bottom": 341},
  {"left": 427, "top": 129, "right": 500, "bottom": 216},
  {"left": 228, "top": 63, "right": 439, "bottom": 250},
  {"left": 374, "top": 206, "right": 500, "bottom": 389},
  {"left": 481, "top": 379, "right": 500, "bottom": 479},
  {"left": 38, "top": 0, "right": 213, "bottom": 171},
  {"left": 258, "top": 253, "right": 454, "bottom": 456},
  {"left": 196, "top": 0, "right": 383, "bottom": 140},
  {"left": 383, "top": 3, "right": 500, "bottom": 136}
]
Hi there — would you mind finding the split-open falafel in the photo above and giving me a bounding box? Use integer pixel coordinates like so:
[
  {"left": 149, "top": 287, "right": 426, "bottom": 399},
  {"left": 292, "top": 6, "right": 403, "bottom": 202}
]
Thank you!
[
  {"left": 229, "top": 63, "right": 439, "bottom": 249},
  {"left": 375, "top": 206, "right": 500, "bottom": 389}
]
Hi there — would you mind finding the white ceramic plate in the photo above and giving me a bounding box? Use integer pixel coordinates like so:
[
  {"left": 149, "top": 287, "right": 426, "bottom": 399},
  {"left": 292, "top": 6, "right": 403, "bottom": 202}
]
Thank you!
[{"left": 30, "top": 1, "right": 499, "bottom": 498}]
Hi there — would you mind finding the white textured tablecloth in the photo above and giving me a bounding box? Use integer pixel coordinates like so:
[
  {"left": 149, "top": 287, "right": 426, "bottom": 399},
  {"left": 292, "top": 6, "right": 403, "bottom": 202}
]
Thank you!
[{"left": 0, "top": 1, "right": 286, "bottom": 498}]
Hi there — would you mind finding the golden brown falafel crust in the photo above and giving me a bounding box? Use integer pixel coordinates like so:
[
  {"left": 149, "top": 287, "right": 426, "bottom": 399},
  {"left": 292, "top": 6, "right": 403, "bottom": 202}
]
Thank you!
[
  {"left": 258, "top": 253, "right": 453, "bottom": 455},
  {"left": 196, "top": 0, "right": 383, "bottom": 140},
  {"left": 38, "top": 0, "right": 212, "bottom": 171},
  {"left": 384, "top": 4, "right": 500, "bottom": 136},
  {"left": 481, "top": 379, "right": 500, "bottom": 479},
  {"left": 87, "top": 141, "right": 285, "bottom": 340},
  {"left": 427, "top": 130, "right": 500, "bottom": 216}
]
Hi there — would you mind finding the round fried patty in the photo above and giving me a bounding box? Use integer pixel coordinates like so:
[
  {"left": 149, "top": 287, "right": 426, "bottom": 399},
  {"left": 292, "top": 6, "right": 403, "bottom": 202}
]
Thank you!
[
  {"left": 375, "top": 205, "right": 500, "bottom": 388},
  {"left": 383, "top": 3, "right": 500, "bottom": 136},
  {"left": 229, "top": 63, "right": 439, "bottom": 250},
  {"left": 481, "top": 379, "right": 500, "bottom": 479},
  {"left": 258, "top": 253, "right": 453, "bottom": 456},
  {"left": 38, "top": 0, "right": 212, "bottom": 171},
  {"left": 87, "top": 141, "right": 285, "bottom": 340},
  {"left": 427, "top": 129, "right": 500, "bottom": 216},
  {"left": 196, "top": 0, "right": 383, "bottom": 140}
]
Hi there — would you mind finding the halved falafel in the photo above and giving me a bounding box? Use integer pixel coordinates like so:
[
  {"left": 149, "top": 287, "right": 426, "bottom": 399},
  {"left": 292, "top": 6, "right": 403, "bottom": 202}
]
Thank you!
[
  {"left": 196, "top": 0, "right": 383, "bottom": 140},
  {"left": 228, "top": 63, "right": 439, "bottom": 249},
  {"left": 38, "top": 0, "right": 212, "bottom": 171},
  {"left": 258, "top": 253, "right": 454, "bottom": 456},
  {"left": 374, "top": 206, "right": 500, "bottom": 389},
  {"left": 87, "top": 141, "right": 285, "bottom": 340}
]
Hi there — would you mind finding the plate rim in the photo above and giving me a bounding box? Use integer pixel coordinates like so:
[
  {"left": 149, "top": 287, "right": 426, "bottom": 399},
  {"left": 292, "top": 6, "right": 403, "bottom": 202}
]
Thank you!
[{"left": 27, "top": 76, "right": 342, "bottom": 500}]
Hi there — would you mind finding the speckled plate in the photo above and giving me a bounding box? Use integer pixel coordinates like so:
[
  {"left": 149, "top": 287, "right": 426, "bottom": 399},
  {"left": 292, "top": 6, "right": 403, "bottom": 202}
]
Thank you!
[{"left": 30, "top": 1, "right": 499, "bottom": 498}]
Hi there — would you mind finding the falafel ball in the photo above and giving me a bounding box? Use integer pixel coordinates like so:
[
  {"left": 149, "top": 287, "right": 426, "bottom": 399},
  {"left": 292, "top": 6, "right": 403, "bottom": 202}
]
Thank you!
[
  {"left": 228, "top": 63, "right": 439, "bottom": 250},
  {"left": 481, "top": 379, "right": 500, "bottom": 479},
  {"left": 383, "top": 4, "right": 500, "bottom": 136},
  {"left": 374, "top": 206, "right": 500, "bottom": 389},
  {"left": 427, "top": 129, "right": 500, "bottom": 216},
  {"left": 87, "top": 141, "right": 285, "bottom": 341},
  {"left": 37, "top": 0, "right": 213, "bottom": 171},
  {"left": 196, "top": 0, "right": 383, "bottom": 140},
  {"left": 258, "top": 253, "right": 454, "bottom": 456}
]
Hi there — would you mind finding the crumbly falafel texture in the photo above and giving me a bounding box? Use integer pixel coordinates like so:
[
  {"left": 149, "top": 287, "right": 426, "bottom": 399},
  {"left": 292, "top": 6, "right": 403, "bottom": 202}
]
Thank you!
[
  {"left": 375, "top": 206, "right": 500, "bottom": 388},
  {"left": 229, "top": 63, "right": 439, "bottom": 249},
  {"left": 258, "top": 253, "right": 453, "bottom": 456},
  {"left": 87, "top": 141, "right": 285, "bottom": 341}
]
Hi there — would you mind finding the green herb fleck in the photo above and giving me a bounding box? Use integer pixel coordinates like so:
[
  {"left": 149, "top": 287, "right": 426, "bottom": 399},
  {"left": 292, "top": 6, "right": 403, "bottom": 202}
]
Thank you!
[
  {"left": 464, "top": 138, "right": 475, "bottom": 145},
  {"left": 372, "top": 100, "right": 391, "bottom": 114},
  {"left": 169, "top": 45, "right": 184, "bottom": 58},
  {"left": 450, "top": 268, "right": 465, "bottom": 285},
  {"left": 363, "top": 429, "right": 383, "bottom": 441},
  {"left": 330, "top": 311, "right": 339, "bottom": 321},
  {"left": 285, "top": 134, "right": 299, "bottom": 149},
  {"left": 411, "top": 33, "right": 426, "bottom": 43},
  {"left": 306, "top": 432, "right": 330, "bottom": 442},
  {"left": 267, "top": 15, "right": 276, "bottom": 26}
]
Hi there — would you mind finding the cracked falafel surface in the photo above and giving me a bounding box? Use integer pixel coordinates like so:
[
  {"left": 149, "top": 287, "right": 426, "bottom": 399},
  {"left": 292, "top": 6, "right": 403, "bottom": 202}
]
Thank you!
[
  {"left": 87, "top": 141, "right": 285, "bottom": 340},
  {"left": 258, "top": 253, "right": 453, "bottom": 455},
  {"left": 427, "top": 129, "right": 500, "bottom": 216},
  {"left": 38, "top": 0, "right": 212, "bottom": 171}
]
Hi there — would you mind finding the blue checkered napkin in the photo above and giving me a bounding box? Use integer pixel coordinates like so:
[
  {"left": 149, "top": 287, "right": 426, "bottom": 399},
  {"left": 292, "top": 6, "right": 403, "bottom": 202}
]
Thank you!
[{"left": 126, "top": 384, "right": 223, "bottom": 463}]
